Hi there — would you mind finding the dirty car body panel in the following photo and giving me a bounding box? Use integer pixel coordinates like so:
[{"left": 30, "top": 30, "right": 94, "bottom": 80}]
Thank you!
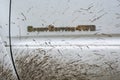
[{"left": 0, "top": 0, "right": 120, "bottom": 80}]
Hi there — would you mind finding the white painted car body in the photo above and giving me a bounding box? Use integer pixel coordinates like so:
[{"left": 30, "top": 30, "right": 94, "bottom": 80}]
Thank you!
[{"left": 0, "top": 0, "right": 120, "bottom": 80}]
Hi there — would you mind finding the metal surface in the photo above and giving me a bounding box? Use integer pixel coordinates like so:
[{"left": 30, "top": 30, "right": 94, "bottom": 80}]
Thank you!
[{"left": 0, "top": 0, "right": 120, "bottom": 80}]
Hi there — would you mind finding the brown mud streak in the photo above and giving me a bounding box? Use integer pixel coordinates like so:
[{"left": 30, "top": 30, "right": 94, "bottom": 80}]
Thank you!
[
  {"left": 0, "top": 62, "right": 16, "bottom": 80},
  {"left": 90, "top": 13, "right": 107, "bottom": 22},
  {"left": 21, "top": 12, "right": 26, "bottom": 21}
]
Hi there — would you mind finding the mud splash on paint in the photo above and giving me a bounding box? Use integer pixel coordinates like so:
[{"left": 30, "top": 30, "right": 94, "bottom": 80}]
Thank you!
[
  {"left": 0, "top": 62, "right": 16, "bottom": 80},
  {"left": 13, "top": 47, "right": 120, "bottom": 80},
  {"left": 15, "top": 53, "right": 90, "bottom": 80}
]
